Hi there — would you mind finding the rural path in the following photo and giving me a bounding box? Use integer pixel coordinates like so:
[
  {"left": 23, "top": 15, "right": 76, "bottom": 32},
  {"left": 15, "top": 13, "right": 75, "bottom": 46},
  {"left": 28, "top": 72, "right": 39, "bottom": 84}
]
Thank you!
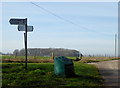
[{"left": 88, "top": 60, "right": 120, "bottom": 87}]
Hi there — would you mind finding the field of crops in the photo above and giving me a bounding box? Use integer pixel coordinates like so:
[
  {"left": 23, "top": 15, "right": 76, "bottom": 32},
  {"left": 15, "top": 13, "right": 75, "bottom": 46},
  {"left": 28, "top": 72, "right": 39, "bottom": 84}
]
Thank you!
[{"left": 2, "top": 62, "right": 103, "bottom": 87}]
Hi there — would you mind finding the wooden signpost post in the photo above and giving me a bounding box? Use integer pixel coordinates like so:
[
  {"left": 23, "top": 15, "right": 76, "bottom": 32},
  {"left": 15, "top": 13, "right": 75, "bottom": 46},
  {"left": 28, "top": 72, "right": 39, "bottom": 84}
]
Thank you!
[{"left": 9, "top": 18, "right": 33, "bottom": 70}]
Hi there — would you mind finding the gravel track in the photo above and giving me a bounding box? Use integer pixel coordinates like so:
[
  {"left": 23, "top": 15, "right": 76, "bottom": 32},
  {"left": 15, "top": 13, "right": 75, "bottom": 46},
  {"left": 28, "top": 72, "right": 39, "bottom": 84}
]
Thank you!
[{"left": 88, "top": 60, "right": 120, "bottom": 87}]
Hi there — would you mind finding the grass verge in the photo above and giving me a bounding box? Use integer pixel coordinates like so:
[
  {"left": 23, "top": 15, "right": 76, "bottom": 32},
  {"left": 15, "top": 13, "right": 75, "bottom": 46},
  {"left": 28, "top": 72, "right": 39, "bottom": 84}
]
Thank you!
[{"left": 2, "top": 62, "right": 103, "bottom": 87}]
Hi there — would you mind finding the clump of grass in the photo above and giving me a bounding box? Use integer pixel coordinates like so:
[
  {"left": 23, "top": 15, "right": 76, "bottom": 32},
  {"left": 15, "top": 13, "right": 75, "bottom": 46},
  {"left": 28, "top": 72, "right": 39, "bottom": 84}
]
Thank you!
[{"left": 2, "top": 63, "right": 103, "bottom": 87}]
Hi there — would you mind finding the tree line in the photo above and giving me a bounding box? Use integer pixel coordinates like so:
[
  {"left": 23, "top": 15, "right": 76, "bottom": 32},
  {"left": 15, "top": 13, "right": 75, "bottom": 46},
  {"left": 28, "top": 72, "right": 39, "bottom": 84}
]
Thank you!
[{"left": 13, "top": 48, "right": 80, "bottom": 57}]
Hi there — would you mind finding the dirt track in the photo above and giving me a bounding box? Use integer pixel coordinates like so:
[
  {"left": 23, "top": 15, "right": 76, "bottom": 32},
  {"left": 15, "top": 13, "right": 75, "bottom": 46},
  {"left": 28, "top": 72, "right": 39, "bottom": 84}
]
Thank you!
[{"left": 88, "top": 60, "right": 120, "bottom": 87}]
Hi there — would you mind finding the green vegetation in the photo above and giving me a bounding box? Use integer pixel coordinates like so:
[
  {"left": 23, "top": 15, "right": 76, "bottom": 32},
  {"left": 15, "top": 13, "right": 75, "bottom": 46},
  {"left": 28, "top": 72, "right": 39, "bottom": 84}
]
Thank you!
[
  {"left": 2, "top": 63, "right": 103, "bottom": 87},
  {"left": 2, "top": 55, "right": 50, "bottom": 60}
]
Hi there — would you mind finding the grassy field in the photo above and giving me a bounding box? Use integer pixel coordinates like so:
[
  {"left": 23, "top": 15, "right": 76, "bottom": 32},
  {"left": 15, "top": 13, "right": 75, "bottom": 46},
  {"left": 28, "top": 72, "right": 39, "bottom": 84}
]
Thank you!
[
  {"left": 1, "top": 55, "right": 119, "bottom": 63},
  {"left": 2, "top": 55, "right": 50, "bottom": 59},
  {"left": 2, "top": 62, "right": 103, "bottom": 88}
]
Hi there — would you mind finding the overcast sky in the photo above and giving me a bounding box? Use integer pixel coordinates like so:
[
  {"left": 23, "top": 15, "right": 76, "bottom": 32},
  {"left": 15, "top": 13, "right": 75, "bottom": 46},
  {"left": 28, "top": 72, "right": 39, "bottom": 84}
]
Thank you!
[{"left": 2, "top": 2, "right": 118, "bottom": 56}]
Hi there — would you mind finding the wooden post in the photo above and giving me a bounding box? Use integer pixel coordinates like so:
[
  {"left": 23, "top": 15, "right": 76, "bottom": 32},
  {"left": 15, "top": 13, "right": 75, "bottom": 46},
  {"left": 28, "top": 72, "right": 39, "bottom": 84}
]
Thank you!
[
  {"left": 25, "top": 18, "right": 27, "bottom": 70},
  {"left": 52, "top": 52, "right": 54, "bottom": 59},
  {"left": 115, "top": 34, "right": 117, "bottom": 58}
]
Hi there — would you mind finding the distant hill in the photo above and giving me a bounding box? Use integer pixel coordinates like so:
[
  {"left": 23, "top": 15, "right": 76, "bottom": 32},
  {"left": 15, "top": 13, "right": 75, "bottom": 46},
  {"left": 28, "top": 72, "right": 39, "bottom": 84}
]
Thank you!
[{"left": 13, "top": 48, "right": 81, "bottom": 57}]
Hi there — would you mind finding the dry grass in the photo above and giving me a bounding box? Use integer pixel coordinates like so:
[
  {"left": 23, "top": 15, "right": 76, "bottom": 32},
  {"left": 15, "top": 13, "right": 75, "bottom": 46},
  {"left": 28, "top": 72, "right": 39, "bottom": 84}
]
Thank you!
[
  {"left": 2, "top": 56, "right": 119, "bottom": 63},
  {"left": 2, "top": 58, "right": 54, "bottom": 63},
  {"left": 79, "top": 57, "right": 119, "bottom": 63}
]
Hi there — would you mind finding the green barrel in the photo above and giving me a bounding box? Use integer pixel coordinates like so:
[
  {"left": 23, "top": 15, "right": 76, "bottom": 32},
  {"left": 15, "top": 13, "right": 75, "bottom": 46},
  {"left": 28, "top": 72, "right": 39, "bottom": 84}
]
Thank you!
[{"left": 54, "top": 56, "right": 75, "bottom": 77}]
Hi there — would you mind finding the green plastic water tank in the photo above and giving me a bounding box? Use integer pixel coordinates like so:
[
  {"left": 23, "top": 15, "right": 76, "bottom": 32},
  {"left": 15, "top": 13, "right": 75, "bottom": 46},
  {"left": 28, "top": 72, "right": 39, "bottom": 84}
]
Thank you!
[{"left": 54, "top": 56, "right": 75, "bottom": 77}]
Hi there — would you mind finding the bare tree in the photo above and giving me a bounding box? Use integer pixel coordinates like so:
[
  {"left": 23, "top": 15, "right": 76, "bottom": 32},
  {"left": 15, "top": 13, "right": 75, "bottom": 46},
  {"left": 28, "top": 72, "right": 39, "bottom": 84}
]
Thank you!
[{"left": 13, "top": 49, "right": 19, "bottom": 58}]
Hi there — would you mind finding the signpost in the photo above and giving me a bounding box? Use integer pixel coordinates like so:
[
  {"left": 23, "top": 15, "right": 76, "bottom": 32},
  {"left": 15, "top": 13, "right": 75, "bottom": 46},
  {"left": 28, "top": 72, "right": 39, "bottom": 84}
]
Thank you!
[
  {"left": 18, "top": 25, "right": 33, "bottom": 32},
  {"left": 9, "top": 18, "right": 33, "bottom": 70},
  {"left": 9, "top": 18, "right": 27, "bottom": 25}
]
